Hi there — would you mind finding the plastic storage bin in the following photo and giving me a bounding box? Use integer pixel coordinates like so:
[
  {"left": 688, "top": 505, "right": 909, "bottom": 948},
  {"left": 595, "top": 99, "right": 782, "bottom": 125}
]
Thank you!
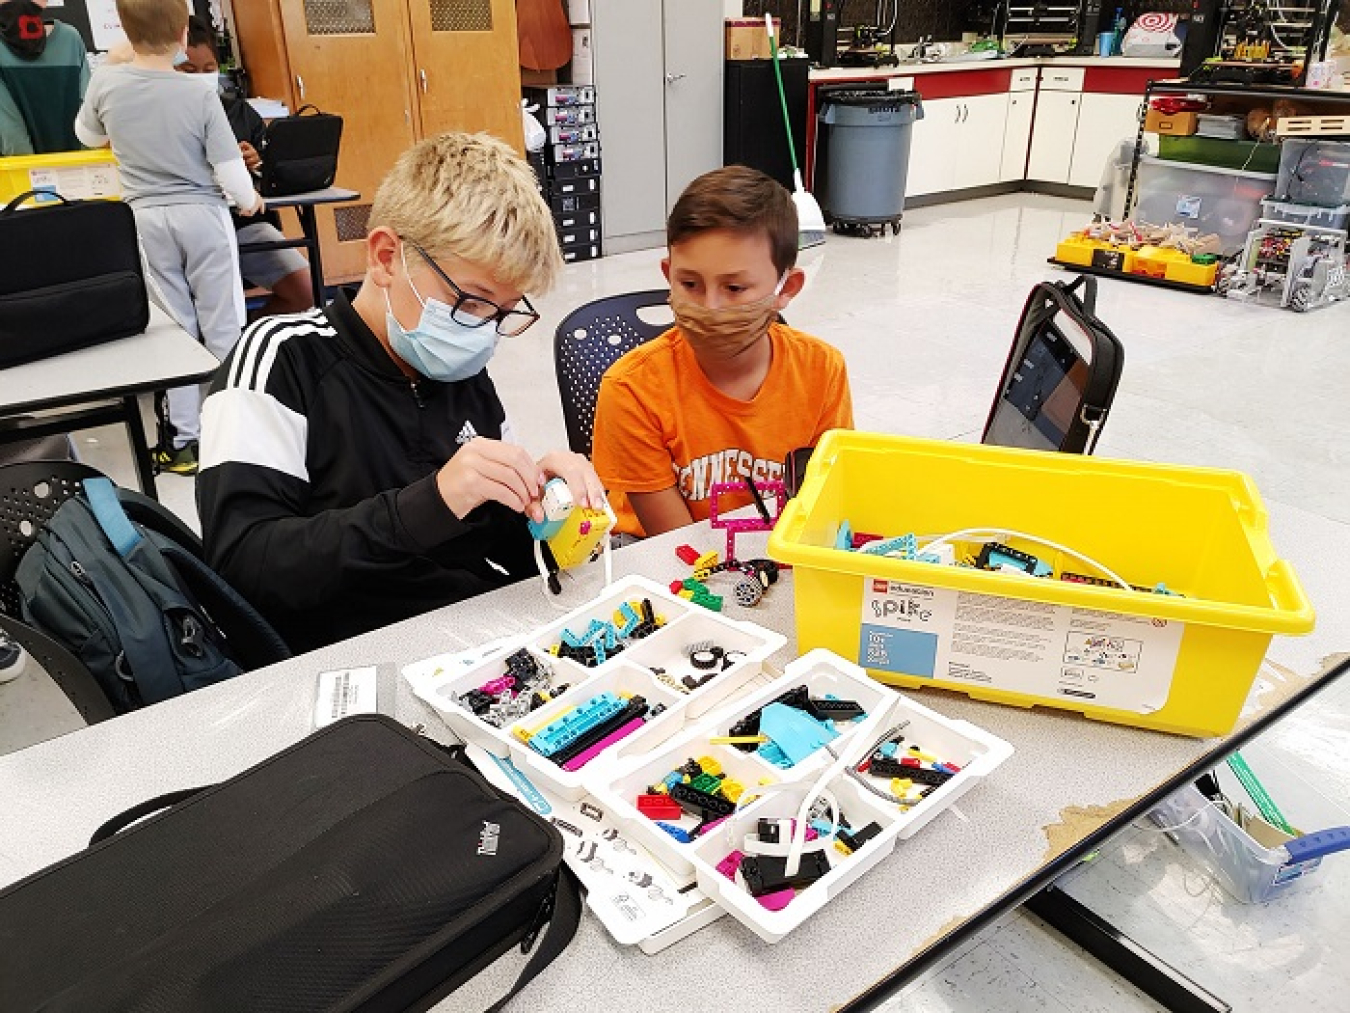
[
  {"left": 1149, "top": 784, "right": 1350, "bottom": 903},
  {"left": 1259, "top": 197, "right": 1350, "bottom": 234},
  {"left": 1156, "top": 135, "right": 1281, "bottom": 174},
  {"left": 767, "top": 431, "right": 1315, "bottom": 738},
  {"left": 1275, "top": 139, "right": 1350, "bottom": 208},
  {"left": 404, "top": 576, "right": 784, "bottom": 799},
  {"left": 0, "top": 150, "right": 122, "bottom": 206},
  {"left": 1134, "top": 154, "right": 1275, "bottom": 255}
]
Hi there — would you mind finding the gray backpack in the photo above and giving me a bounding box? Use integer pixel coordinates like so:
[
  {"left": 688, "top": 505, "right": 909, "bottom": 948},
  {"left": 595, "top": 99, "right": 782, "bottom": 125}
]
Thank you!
[{"left": 16, "top": 478, "right": 289, "bottom": 713}]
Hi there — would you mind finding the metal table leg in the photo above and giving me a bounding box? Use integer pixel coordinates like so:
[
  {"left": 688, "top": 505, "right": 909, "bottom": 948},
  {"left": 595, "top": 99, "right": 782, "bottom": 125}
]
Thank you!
[
  {"left": 1025, "top": 885, "right": 1231, "bottom": 1013},
  {"left": 121, "top": 394, "right": 158, "bottom": 500}
]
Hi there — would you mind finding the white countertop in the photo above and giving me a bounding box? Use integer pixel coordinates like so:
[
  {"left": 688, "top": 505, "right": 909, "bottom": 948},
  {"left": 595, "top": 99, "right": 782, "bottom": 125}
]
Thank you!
[{"left": 809, "top": 56, "right": 1180, "bottom": 82}]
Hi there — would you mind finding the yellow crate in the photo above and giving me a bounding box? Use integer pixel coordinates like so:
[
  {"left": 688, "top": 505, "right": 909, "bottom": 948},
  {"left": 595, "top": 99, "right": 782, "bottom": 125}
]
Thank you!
[
  {"left": 1055, "top": 235, "right": 1136, "bottom": 273},
  {"left": 1164, "top": 257, "right": 1218, "bottom": 287},
  {"left": 767, "top": 432, "right": 1314, "bottom": 738},
  {"left": 0, "top": 150, "right": 122, "bottom": 207}
]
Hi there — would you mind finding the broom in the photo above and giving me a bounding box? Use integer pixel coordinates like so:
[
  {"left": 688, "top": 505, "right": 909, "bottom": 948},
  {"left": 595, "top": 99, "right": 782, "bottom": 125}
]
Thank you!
[{"left": 766, "top": 14, "right": 826, "bottom": 249}]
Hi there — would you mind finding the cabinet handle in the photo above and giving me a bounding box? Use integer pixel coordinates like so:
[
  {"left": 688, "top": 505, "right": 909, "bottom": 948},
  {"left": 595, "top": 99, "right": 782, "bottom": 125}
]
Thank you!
[
  {"left": 295, "top": 74, "right": 305, "bottom": 101},
  {"left": 664, "top": 73, "right": 686, "bottom": 85},
  {"left": 419, "top": 68, "right": 428, "bottom": 93}
]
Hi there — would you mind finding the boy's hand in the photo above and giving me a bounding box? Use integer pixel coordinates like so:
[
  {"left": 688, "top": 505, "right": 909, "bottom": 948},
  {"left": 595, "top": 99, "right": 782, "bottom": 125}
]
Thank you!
[
  {"left": 536, "top": 451, "right": 605, "bottom": 513},
  {"left": 239, "top": 142, "right": 262, "bottom": 172},
  {"left": 237, "top": 191, "right": 265, "bottom": 217},
  {"left": 437, "top": 438, "right": 546, "bottom": 522}
]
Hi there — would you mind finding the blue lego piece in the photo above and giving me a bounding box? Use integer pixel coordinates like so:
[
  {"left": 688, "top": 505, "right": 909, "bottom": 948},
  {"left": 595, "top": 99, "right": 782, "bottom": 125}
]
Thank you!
[
  {"left": 528, "top": 692, "right": 626, "bottom": 756},
  {"left": 759, "top": 702, "right": 839, "bottom": 767},
  {"left": 757, "top": 740, "right": 793, "bottom": 768},
  {"left": 561, "top": 626, "right": 585, "bottom": 648},
  {"left": 860, "top": 534, "right": 917, "bottom": 559},
  {"left": 527, "top": 515, "right": 565, "bottom": 540},
  {"left": 656, "top": 822, "right": 694, "bottom": 843},
  {"left": 662, "top": 771, "right": 683, "bottom": 791},
  {"left": 879, "top": 742, "right": 899, "bottom": 758},
  {"left": 809, "top": 818, "right": 835, "bottom": 837},
  {"left": 1153, "top": 582, "right": 1179, "bottom": 596},
  {"left": 835, "top": 520, "right": 853, "bottom": 551}
]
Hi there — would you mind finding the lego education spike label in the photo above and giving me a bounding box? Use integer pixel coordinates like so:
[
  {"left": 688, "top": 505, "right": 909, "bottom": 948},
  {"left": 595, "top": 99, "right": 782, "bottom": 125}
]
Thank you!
[{"left": 858, "top": 579, "right": 1182, "bottom": 714}]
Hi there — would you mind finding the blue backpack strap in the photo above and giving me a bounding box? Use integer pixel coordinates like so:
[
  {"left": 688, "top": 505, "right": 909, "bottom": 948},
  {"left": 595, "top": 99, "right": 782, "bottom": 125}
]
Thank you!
[{"left": 83, "top": 478, "right": 142, "bottom": 559}]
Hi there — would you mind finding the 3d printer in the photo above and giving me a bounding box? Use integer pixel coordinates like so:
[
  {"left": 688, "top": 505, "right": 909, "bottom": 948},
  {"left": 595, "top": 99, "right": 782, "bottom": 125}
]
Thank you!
[
  {"left": 837, "top": 1, "right": 902, "bottom": 67},
  {"left": 999, "top": 2, "right": 1082, "bottom": 57},
  {"left": 1185, "top": 1, "right": 1343, "bottom": 86}
]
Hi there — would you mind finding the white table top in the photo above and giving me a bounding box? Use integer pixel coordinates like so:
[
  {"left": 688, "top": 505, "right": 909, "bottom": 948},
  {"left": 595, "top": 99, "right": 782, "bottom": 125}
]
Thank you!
[
  {"left": 1, "top": 495, "right": 1344, "bottom": 1012},
  {"left": 0, "top": 304, "right": 218, "bottom": 415}
]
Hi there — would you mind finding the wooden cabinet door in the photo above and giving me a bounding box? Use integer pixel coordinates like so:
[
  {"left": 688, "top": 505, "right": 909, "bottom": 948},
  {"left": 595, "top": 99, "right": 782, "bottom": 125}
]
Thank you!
[
  {"left": 407, "top": 0, "right": 524, "bottom": 151},
  {"left": 278, "top": 0, "right": 419, "bottom": 281}
]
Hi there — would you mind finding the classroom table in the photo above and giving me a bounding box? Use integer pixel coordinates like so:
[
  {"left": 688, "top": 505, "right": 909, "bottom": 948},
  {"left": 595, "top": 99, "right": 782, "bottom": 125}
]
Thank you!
[
  {"left": 240, "top": 187, "right": 360, "bottom": 307},
  {"left": 0, "top": 305, "right": 218, "bottom": 498},
  {"left": 0, "top": 501, "right": 1343, "bottom": 1012}
]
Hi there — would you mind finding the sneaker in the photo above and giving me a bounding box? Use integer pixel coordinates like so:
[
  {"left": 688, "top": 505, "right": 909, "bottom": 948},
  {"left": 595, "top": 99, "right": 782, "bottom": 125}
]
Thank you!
[
  {"left": 154, "top": 440, "right": 199, "bottom": 476},
  {"left": 0, "top": 631, "right": 26, "bottom": 686}
]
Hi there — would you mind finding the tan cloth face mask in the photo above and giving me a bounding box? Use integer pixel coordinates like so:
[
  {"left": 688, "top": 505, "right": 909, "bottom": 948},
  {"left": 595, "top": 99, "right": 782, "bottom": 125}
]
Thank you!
[{"left": 669, "top": 273, "right": 788, "bottom": 361}]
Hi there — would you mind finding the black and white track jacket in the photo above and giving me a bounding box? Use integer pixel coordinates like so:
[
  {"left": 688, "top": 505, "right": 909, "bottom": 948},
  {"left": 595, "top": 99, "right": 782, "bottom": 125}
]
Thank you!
[{"left": 198, "top": 289, "right": 535, "bottom": 654}]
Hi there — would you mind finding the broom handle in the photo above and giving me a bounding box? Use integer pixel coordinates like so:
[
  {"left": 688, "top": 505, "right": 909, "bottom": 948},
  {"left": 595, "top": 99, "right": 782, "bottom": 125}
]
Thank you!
[{"left": 766, "top": 14, "right": 801, "bottom": 175}]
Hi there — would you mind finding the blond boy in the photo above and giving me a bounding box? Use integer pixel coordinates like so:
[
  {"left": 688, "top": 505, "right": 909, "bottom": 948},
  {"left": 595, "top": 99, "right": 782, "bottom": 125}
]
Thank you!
[{"left": 197, "top": 132, "right": 602, "bottom": 653}]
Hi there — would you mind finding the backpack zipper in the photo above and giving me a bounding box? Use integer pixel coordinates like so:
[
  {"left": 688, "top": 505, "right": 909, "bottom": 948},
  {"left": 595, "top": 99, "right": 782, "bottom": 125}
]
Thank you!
[
  {"left": 409, "top": 380, "right": 425, "bottom": 408},
  {"left": 519, "top": 887, "right": 555, "bottom": 954},
  {"left": 65, "top": 557, "right": 132, "bottom": 682}
]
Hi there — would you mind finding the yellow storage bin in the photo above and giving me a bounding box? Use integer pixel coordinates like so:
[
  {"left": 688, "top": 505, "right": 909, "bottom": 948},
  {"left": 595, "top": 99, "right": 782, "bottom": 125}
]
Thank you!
[
  {"left": 767, "top": 432, "right": 1315, "bottom": 738},
  {"left": 1054, "top": 235, "right": 1136, "bottom": 273},
  {"left": 1164, "top": 257, "right": 1219, "bottom": 288},
  {"left": 0, "top": 150, "right": 122, "bottom": 207}
]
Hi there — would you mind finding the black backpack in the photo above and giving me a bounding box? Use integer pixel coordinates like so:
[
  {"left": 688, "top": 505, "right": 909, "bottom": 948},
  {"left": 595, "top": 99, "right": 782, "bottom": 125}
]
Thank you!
[
  {"left": 15, "top": 478, "right": 290, "bottom": 713},
  {"left": 259, "top": 104, "right": 344, "bottom": 197},
  {"left": 982, "top": 275, "right": 1125, "bottom": 455}
]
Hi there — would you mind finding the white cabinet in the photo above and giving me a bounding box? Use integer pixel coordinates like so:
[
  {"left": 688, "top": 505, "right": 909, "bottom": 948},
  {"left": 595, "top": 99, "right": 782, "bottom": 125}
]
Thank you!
[
  {"left": 592, "top": 0, "right": 723, "bottom": 253},
  {"left": 1026, "top": 90, "right": 1080, "bottom": 183},
  {"left": 1000, "top": 90, "right": 1035, "bottom": 182},
  {"left": 1067, "top": 92, "right": 1143, "bottom": 188},
  {"left": 953, "top": 94, "right": 1010, "bottom": 190},
  {"left": 907, "top": 94, "right": 1008, "bottom": 197},
  {"left": 906, "top": 97, "right": 961, "bottom": 197}
]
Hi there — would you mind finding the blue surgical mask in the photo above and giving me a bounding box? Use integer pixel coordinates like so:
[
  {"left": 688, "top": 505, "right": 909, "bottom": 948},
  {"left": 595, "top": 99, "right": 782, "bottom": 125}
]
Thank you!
[{"left": 383, "top": 246, "right": 499, "bottom": 383}]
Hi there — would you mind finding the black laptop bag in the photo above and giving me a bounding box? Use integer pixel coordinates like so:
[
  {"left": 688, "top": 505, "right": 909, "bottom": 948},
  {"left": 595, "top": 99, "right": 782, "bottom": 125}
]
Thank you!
[
  {"left": 0, "top": 190, "right": 149, "bottom": 368},
  {"left": 0, "top": 715, "right": 581, "bottom": 1012},
  {"left": 260, "top": 104, "right": 344, "bottom": 197},
  {"left": 981, "top": 275, "right": 1125, "bottom": 455}
]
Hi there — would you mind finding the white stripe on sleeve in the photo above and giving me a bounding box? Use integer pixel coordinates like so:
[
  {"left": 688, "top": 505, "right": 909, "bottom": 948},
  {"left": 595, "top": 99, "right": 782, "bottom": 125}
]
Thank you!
[{"left": 199, "top": 386, "right": 309, "bottom": 482}]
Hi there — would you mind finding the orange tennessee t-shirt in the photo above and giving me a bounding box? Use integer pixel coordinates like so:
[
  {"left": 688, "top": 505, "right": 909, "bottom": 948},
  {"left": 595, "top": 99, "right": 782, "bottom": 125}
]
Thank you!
[{"left": 592, "top": 322, "right": 853, "bottom": 537}]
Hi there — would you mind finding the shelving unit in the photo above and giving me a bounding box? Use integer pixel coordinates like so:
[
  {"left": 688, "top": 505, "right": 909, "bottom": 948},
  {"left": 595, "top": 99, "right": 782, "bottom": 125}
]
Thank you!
[{"left": 1122, "top": 80, "right": 1350, "bottom": 217}]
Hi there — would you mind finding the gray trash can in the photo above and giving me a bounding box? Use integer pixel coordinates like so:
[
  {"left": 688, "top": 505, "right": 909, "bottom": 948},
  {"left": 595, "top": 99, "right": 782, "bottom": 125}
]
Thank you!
[{"left": 815, "top": 88, "right": 923, "bottom": 236}]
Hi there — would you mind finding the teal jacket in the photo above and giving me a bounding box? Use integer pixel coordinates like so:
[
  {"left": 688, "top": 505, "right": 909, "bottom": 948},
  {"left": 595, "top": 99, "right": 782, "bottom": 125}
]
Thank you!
[{"left": 0, "top": 17, "right": 90, "bottom": 155}]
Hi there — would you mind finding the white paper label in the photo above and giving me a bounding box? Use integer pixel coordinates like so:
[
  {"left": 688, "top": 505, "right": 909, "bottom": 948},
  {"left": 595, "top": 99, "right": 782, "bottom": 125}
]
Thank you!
[
  {"left": 859, "top": 578, "right": 1182, "bottom": 714},
  {"left": 1176, "top": 195, "right": 1202, "bottom": 219}
]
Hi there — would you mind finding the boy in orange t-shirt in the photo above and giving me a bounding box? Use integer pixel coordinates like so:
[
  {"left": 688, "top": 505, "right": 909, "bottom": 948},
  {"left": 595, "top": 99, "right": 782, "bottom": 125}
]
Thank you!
[{"left": 592, "top": 166, "right": 853, "bottom": 538}]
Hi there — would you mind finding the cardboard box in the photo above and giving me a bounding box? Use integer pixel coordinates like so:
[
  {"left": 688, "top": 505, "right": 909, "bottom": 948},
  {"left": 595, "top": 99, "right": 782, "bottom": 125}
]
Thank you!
[
  {"left": 570, "top": 28, "right": 593, "bottom": 86},
  {"left": 726, "top": 18, "right": 778, "bottom": 60},
  {"left": 1145, "top": 109, "right": 1199, "bottom": 136}
]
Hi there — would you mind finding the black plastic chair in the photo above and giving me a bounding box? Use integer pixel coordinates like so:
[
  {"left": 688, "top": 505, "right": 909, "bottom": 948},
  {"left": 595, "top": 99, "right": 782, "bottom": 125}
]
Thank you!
[
  {"left": 0, "top": 460, "right": 105, "bottom": 618},
  {"left": 0, "top": 612, "right": 115, "bottom": 725},
  {"left": 553, "top": 289, "right": 672, "bottom": 457}
]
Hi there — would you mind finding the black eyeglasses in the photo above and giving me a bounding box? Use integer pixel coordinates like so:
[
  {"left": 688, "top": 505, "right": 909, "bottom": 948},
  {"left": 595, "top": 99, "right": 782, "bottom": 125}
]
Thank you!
[{"left": 409, "top": 242, "right": 540, "bottom": 337}]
